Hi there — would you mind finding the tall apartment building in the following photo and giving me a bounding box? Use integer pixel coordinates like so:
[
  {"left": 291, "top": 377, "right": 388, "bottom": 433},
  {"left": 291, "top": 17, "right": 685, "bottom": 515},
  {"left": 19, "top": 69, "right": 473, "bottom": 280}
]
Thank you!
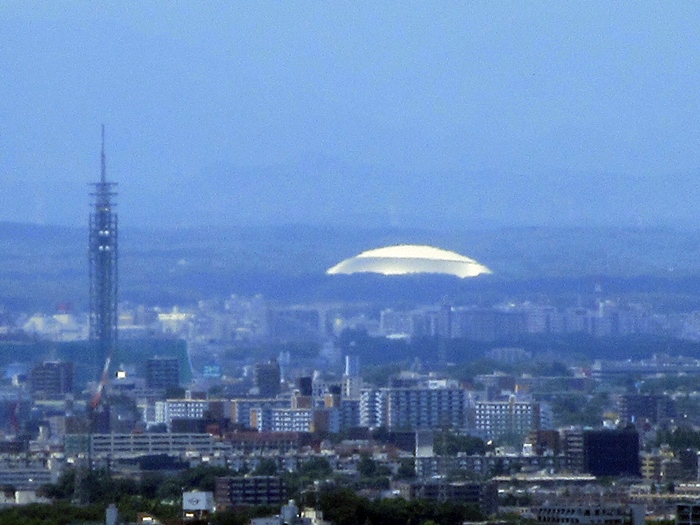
[
  {"left": 231, "top": 398, "right": 290, "bottom": 428},
  {"left": 339, "top": 398, "right": 361, "bottom": 430},
  {"left": 450, "top": 308, "right": 526, "bottom": 342},
  {"left": 360, "top": 389, "right": 385, "bottom": 429},
  {"left": 266, "top": 407, "right": 340, "bottom": 433},
  {"left": 473, "top": 398, "right": 552, "bottom": 440},
  {"left": 361, "top": 387, "right": 467, "bottom": 430},
  {"left": 379, "top": 309, "right": 418, "bottom": 337},
  {"left": 342, "top": 375, "right": 363, "bottom": 400},
  {"left": 561, "top": 428, "right": 585, "bottom": 473},
  {"left": 270, "top": 408, "right": 312, "bottom": 433}
]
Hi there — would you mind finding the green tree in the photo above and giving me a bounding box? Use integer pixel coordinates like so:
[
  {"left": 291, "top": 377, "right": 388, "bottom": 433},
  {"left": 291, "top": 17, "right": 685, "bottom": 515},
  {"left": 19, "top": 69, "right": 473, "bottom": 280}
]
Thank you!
[
  {"left": 317, "top": 486, "right": 484, "bottom": 525},
  {"left": 40, "top": 469, "right": 75, "bottom": 500},
  {"left": 396, "top": 459, "right": 416, "bottom": 480},
  {"left": 178, "top": 464, "right": 232, "bottom": 492},
  {"left": 298, "top": 457, "right": 332, "bottom": 480},
  {"left": 209, "top": 508, "right": 251, "bottom": 525},
  {"left": 0, "top": 502, "right": 104, "bottom": 525},
  {"left": 156, "top": 476, "right": 182, "bottom": 501},
  {"left": 434, "top": 432, "right": 487, "bottom": 456},
  {"left": 140, "top": 472, "right": 166, "bottom": 499},
  {"left": 318, "top": 487, "right": 366, "bottom": 525},
  {"left": 357, "top": 455, "right": 378, "bottom": 477},
  {"left": 253, "top": 459, "right": 278, "bottom": 476}
]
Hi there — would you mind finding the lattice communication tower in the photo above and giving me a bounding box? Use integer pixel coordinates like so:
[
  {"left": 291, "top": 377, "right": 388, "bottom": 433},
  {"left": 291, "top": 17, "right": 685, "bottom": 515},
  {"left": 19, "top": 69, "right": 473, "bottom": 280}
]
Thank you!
[{"left": 88, "top": 125, "right": 118, "bottom": 405}]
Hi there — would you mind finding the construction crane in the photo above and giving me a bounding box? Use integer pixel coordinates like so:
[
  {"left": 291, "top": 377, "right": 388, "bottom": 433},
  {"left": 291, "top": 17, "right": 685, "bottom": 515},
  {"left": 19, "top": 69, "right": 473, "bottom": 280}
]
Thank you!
[{"left": 90, "top": 354, "right": 112, "bottom": 409}]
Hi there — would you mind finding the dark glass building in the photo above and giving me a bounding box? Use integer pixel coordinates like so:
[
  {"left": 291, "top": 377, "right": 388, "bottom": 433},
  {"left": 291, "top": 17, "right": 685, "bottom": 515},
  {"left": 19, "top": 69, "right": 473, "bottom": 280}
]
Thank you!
[
  {"left": 255, "top": 359, "right": 281, "bottom": 398},
  {"left": 146, "top": 356, "right": 180, "bottom": 390},
  {"left": 30, "top": 361, "right": 73, "bottom": 399},
  {"left": 584, "top": 429, "right": 640, "bottom": 477}
]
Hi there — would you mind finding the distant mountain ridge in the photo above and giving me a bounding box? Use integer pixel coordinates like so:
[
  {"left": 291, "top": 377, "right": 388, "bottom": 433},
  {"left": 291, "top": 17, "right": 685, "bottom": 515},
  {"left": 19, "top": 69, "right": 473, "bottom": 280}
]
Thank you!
[{"left": 1, "top": 221, "right": 700, "bottom": 310}]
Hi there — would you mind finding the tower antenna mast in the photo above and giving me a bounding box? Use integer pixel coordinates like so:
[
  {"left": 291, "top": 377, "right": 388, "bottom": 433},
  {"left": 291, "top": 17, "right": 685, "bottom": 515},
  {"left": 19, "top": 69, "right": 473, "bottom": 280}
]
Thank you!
[{"left": 89, "top": 124, "right": 118, "bottom": 409}]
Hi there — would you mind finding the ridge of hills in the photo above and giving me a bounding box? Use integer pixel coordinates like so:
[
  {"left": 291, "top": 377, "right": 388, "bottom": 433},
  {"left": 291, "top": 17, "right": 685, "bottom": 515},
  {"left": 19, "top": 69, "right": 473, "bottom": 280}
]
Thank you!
[{"left": 1, "top": 222, "right": 700, "bottom": 311}]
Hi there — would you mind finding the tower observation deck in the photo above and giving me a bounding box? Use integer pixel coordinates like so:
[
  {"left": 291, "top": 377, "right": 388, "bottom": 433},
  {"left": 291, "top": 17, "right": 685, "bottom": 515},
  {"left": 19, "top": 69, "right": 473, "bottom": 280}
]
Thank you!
[{"left": 89, "top": 126, "right": 118, "bottom": 404}]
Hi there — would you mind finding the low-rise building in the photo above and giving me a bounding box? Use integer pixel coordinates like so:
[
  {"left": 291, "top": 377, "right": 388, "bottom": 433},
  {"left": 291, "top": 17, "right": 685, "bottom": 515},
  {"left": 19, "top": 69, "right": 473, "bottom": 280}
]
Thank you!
[
  {"left": 216, "top": 476, "right": 286, "bottom": 508},
  {"left": 533, "top": 504, "right": 644, "bottom": 525},
  {"left": 677, "top": 503, "right": 700, "bottom": 525},
  {"left": 395, "top": 480, "right": 498, "bottom": 516},
  {"left": 68, "top": 433, "right": 217, "bottom": 458},
  {"left": 154, "top": 399, "right": 210, "bottom": 430}
]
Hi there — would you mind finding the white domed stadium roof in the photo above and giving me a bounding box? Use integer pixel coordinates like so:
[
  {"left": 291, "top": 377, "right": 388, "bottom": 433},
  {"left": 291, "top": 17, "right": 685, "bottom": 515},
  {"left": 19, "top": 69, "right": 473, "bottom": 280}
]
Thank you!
[{"left": 326, "top": 244, "right": 492, "bottom": 278}]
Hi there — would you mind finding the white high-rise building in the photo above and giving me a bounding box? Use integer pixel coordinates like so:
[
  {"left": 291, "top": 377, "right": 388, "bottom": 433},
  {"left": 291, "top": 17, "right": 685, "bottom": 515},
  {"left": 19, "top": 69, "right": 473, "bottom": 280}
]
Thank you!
[
  {"left": 153, "top": 399, "right": 209, "bottom": 429},
  {"left": 343, "top": 375, "right": 363, "bottom": 399},
  {"left": 473, "top": 398, "right": 552, "bottom": 440},
  {"left": 360, "top": 387, "right": 467, "bottom": 430}
]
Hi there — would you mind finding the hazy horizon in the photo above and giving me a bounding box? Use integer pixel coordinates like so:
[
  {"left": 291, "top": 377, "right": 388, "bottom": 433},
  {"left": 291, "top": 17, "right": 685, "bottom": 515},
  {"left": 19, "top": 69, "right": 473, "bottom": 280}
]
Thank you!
[{"left": 3, "top": 3, "right": 700, "bottom": 230}]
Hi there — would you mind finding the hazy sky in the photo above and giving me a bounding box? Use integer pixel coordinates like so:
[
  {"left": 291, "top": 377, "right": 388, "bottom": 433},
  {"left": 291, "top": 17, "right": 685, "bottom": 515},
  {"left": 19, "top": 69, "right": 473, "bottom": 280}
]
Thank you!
[{"left": 2, "top": 2, "right": 700, "bottom": 229}]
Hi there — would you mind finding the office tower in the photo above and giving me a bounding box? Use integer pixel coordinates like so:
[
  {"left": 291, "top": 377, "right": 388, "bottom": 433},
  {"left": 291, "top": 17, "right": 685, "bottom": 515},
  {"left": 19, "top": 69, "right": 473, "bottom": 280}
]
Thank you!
[
  {"left": 254, "top": 359, "right": 281, "bottom": 398},
  {"left": 438, "top": 298, "right": 451, "bottom": 364},
  {"left": 343, "top": 355, "right": 362, "bottom": 399},
  {"left": 618, "top": 394, "right": 676, "bottom": 425},
  {"left": 146, "top": 356, "right": 180, "bottom": 390},
  {"left": 297, "top": 376, "right": 313, "bottom": 397},
  {"left": 584, "top": 429, "right": 640, "bottom": 477},
  {"left": 344, "top": 355, "right": 360, "bottom": 377},
  {"left": 278, "top": 350, "right": 291, "bottom": 381},
  {"left": 30, "top": 361, "right": 74, "bottom": 399}
]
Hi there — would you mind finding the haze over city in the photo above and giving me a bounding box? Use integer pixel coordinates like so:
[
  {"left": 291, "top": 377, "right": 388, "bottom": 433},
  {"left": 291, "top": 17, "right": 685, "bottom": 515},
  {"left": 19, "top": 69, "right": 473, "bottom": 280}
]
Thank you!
[
  {"left": 3, "top": 2, "right": 700, "bottom": 229},
  {"left": 8, "top": 4, "right": 700, "bottom": 525}
]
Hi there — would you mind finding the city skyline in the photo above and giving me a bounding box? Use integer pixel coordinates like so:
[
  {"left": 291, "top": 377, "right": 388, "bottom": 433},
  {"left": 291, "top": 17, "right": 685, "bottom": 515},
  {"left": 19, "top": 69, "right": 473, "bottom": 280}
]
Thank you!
[{"left": 5, "top": 5, "right": 700, "bottom": 520}]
